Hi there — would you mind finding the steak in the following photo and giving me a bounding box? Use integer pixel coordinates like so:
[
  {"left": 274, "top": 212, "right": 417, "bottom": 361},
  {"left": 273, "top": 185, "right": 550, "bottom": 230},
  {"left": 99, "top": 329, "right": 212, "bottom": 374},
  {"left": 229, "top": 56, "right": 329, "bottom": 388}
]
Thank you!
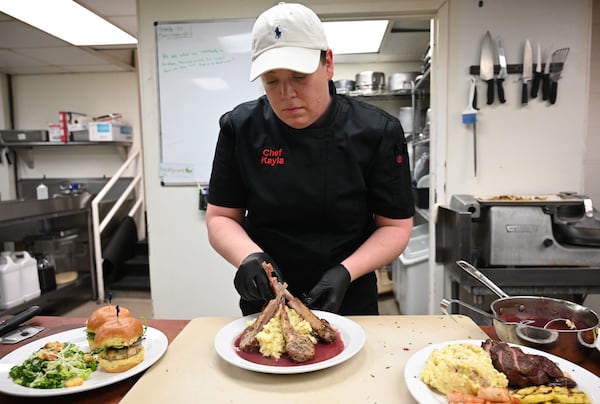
[{"left": 481, "top": 339, "right": 576, "bottom": 388}]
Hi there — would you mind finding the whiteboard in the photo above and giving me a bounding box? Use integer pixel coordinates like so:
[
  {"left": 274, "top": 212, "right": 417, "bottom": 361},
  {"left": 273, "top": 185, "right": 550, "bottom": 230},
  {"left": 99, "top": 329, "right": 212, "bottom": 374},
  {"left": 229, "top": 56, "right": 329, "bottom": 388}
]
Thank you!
[{"left": 155, "top": 20, "right": 263, "bottom": 185}]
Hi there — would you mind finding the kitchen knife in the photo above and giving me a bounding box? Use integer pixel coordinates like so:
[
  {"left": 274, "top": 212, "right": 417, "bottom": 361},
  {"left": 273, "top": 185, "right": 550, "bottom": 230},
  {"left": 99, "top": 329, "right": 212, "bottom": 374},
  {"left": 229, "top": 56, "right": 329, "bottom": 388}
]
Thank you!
[
  {"left": 541, "top": 51, "right": 552, "bottom": 100},
  {"left": 549, "top": 47, "right": 570, "bottom": 105},
  {"left": 495, "top": 37, "right": 507, "bottom": 104},
  {"left": 530, "top": 43, "right": 542, "bottom": 98},
  {"left": 0, "top": 305, "right": 41, "bottom": 337},
  {"left": 480, "top": 31, "right": 495, "bottom": 105},
  {"left": 521, "top": 39, "right": 533, "bottom": 104}
]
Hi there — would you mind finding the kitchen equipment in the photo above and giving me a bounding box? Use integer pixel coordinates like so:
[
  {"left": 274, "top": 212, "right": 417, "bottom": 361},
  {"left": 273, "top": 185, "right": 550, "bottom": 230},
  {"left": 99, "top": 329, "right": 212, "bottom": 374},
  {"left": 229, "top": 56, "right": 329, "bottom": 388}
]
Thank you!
[
  {"left": 30, "top": 228, "right": 88, "bottom": 273},
  {"left": 334, "top": 79, "right": 355, "bottom": 94},
  {"left": 0, "top": 130, "right": 48, "bottom": 143},
  {"left": 355, "top": 71, "right": 385, "bottom": 93},
  {"left": 436, "top": 194, "right": 600, "bottom": 332},
  {"left": 531, "top": 43, "right": 542, "bottom": 98},
  {"left": 542, "top": 50, "right": 552, "bottom": 100},
  {"left": 397, "top": 107, "right": 414, "bottom": 134},
  {"left": 549, "top": 47, "right": 570, "bottom": 104},
  {"left": 441, "top": 194, "right": 600, "bottom": 267},
  {"left": 388, "top": 72, "right": 419, "bottom": 93},
  {"left": 462, "top": 77, "right": 478, "bottom": 176},
  {"left": 0, "top": 306, "right": 41, "bottom": 337},
  {"left": 36, "top": 254, "right": 57, "bottom": 293},
  {"left": 479, "top": 31, "right": 495, "bottom": 105},
  {"left": 441, "top": 260, "right": 599, "bottom": 364},
  {"left": 495, "top": 37, "right": 507, "bottom": 103},
  {"left": 522, "top": 39, "right": 533, "bottom": 104}
]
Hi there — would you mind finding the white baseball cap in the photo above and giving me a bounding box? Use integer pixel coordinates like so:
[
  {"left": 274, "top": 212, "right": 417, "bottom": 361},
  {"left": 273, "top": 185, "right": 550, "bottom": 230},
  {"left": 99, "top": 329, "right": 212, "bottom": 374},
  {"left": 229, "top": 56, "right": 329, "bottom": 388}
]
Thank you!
[{"left": 250, "top": 2, "right": 328, "bottom": 81}]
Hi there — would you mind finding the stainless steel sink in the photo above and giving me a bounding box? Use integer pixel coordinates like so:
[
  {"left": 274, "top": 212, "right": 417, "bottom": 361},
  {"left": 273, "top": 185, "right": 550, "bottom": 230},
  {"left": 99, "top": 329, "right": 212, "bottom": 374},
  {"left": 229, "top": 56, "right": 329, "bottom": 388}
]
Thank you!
[{"left": 0, "top": 192, "right": 93, "bottom": 222}]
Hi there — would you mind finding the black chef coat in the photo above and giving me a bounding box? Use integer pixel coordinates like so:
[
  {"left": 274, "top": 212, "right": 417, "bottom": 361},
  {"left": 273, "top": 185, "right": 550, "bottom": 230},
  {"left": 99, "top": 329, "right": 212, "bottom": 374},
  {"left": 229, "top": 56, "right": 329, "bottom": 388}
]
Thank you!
[{"left": 208, "top": 81, "right": 414, "bottom": 314}]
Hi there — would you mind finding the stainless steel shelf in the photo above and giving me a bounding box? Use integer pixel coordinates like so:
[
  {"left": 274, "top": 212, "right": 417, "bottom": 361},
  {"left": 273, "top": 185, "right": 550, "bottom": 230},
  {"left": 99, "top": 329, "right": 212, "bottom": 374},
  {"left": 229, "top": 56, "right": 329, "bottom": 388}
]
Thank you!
[{"left": 2, "top": 141, "right": 131, "bottom": 168}]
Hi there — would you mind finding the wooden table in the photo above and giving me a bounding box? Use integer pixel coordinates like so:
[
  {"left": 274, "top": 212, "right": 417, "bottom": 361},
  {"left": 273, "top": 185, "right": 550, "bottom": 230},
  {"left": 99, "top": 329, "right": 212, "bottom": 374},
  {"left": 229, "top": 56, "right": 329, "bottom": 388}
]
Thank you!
[
  {"left": 0, "top": 316, "right": 598, "bottom": 403},
  {"left": 0, "top": 316, "right": 188, "bottom": 404}
]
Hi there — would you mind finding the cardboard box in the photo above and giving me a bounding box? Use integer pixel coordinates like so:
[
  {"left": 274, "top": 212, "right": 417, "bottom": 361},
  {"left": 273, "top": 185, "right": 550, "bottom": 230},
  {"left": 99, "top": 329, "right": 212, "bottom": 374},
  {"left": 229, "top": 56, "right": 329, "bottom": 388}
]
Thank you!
[
  {"left": 48, "top": 124, "right": 63, "bottom": 142},
  {"left": 88, "top": 122, "right": 133, "bottom": 142},
  {"left": 59, "top": 111, "right": 88, "bottom": 142}
]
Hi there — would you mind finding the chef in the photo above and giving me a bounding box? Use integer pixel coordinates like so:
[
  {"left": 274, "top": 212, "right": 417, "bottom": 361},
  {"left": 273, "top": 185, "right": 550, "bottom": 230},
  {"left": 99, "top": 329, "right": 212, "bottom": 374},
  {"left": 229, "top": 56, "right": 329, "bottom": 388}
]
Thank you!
[{"left": 206, "top": 2, "right": 414, "bottom": 316}]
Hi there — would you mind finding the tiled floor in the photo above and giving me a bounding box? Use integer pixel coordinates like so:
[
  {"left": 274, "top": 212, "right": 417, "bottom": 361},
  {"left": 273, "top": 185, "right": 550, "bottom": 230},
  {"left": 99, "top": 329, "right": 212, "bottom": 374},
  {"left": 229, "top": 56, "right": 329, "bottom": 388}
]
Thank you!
[
  {"left": 52, "top": 290, "right": 401, "bottom": 319},
  {"left": 51, "top": 290, "right": 154, "bottom": 319}
]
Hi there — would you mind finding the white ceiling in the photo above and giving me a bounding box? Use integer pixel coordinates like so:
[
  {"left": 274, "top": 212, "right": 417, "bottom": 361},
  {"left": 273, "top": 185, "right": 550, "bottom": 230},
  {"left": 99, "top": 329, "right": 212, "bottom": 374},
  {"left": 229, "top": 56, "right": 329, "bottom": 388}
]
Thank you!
[
  {"left": 0, "top": 1, "right": 430, "bottom": 75},
  {"left": 0, "top": 0, "right": 138, "bottom": 75}
]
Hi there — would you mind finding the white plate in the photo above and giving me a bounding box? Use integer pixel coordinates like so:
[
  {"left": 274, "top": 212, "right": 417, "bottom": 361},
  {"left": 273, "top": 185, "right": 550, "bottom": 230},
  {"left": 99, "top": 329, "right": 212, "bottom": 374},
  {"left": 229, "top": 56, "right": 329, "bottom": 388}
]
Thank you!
[
  {"left": 214, "top": 310, "right": 365, "bottom": 374},
  {"left": 0, "top": 326, "right": 168, "bottom": 397},
  {"left": 404, "top": 340, "right": 600, "bottom": 404}
]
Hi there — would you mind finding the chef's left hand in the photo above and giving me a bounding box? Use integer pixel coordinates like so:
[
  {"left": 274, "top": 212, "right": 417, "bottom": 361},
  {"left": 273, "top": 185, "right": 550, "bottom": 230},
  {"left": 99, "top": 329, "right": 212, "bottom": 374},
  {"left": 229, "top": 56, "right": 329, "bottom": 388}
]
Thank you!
[{"left": 305, "top": 264, "right": 351, "bottom": 313}]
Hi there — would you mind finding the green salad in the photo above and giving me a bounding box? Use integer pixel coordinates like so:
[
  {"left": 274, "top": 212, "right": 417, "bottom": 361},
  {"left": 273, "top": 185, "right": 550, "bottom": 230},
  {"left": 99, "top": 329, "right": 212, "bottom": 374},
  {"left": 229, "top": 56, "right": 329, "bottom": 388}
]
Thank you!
[{"left": 9, "top": 341, "right": 98, "bottom": 389}]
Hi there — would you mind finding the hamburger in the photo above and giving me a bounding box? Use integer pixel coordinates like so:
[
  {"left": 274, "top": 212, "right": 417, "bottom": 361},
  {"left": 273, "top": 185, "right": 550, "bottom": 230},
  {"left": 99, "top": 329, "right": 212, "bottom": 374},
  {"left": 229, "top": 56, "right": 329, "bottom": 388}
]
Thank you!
[
  {"left": 86, "top": 305, "right": 131, "bottom": 350},
  {"left": 93, "top": 316, "right": 145, "bottom": 373}
]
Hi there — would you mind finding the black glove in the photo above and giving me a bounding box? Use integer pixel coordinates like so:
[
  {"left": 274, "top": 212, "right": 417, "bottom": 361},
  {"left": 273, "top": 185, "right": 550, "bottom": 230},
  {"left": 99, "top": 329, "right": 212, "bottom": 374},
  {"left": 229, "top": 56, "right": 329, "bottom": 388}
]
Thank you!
[
  {"left": 234, "top": 252, "right": 283, "bottom": 302},
  {"left": 305, "top": 264, "right": 351, "bottom": 313}
]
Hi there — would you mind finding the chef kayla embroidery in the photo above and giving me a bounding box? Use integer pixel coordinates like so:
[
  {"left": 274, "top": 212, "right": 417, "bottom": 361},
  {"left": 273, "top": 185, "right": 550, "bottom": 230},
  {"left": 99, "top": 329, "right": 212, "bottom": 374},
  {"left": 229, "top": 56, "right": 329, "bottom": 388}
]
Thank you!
[{"left": 260, "top": 147, "right": 286, "bottom": 167}]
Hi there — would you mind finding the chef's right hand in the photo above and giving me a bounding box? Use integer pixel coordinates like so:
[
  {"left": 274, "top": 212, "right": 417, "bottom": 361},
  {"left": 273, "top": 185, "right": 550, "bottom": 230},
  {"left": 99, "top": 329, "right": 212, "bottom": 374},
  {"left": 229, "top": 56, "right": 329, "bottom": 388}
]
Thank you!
[{"left": 234, "top": 252, "right": 283, "bottom": 301}]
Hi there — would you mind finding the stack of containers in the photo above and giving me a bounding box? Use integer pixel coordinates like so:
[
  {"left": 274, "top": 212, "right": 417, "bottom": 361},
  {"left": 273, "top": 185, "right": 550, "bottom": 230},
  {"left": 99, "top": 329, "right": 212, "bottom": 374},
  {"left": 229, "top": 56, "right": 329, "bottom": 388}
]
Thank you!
[{"left": 0, "top": 250, "right": 41, "bottom": 309}]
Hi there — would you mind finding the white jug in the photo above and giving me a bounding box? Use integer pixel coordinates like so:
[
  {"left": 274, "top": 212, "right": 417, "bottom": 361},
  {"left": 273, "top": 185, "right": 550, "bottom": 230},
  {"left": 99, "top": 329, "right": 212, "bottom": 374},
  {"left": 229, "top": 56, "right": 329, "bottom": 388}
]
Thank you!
[
  {"left": 12, "top": 251, "right": 41, "bottom": 302},
  {"left": 0, "top": 252, "right": 24, "bottom": 309}
]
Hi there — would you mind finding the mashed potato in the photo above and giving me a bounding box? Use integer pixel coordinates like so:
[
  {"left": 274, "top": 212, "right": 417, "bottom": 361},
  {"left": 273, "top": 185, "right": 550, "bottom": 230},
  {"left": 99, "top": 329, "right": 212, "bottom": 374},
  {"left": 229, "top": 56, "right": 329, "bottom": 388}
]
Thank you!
[
  {"left": 420, "top": 343, "right": 508, "bottom": 395},
  {"left": 251, "top": 307, "right": 316, "bottom": 359}
]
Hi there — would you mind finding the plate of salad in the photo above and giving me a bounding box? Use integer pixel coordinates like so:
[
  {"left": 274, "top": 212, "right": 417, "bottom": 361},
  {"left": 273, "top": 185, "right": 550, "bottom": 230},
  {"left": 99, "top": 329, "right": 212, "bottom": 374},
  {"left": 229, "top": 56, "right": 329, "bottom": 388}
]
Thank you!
[{"left": 0, "top": 326, "right": 167, "bottom": 397}]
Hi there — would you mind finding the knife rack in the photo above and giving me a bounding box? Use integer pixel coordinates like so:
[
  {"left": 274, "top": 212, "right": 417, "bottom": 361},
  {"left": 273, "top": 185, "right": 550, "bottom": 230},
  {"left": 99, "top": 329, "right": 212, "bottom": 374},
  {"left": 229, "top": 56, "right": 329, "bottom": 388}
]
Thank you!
[{"left": 469, "top": 63, "right": 563, "bottom": 75}]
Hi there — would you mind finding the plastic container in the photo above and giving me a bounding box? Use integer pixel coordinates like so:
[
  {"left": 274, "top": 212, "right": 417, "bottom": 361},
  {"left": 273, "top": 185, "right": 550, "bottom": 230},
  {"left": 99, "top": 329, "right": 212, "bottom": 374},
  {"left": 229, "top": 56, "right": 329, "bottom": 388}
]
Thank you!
[
  {"left": 12, "top": 251, "right": 41, "bottom": 301},
  {"left": 36, "top": 183, "right": 49, "bottom": 200},
  {"left": 392, "top": 224, "right": 430, "bottom": 314},
  {"left": 36, "top": 254, "right": 57, "bottom": 294},
  {"left": 0, "top": 252, "right": 24, "bottom": 309}
]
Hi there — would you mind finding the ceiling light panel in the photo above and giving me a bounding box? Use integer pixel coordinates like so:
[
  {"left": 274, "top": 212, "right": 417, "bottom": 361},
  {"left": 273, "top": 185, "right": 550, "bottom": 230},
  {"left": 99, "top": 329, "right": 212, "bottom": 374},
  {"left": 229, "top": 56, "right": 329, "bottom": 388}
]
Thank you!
[
  {"left": 323, "top": 20, "right": 389, "bottom": 55},
  {"left": 0, "top": 0, "right": 137, "bottom": 46}
]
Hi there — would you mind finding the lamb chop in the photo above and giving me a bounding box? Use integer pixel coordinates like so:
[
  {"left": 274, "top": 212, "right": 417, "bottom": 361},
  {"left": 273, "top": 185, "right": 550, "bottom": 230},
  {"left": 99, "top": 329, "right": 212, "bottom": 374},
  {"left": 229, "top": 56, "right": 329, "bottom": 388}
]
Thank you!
[
  {"left": 481, "top": 339, "right": 577, "bottom": 388},
  {"left": 238, "top": 289, "right": 283, "bottom": 352},
  {"left": 278, "top": 299, "right": 315, "bottom": 362},
  {"left": 263, "top": 262, "right": 337, "bottom": 343}
]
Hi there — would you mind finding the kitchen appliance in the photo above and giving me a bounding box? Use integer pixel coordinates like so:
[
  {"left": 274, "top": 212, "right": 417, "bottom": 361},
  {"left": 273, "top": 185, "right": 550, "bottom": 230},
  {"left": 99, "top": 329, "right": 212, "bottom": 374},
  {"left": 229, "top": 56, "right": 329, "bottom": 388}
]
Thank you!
[
  {"left": 436, "top": 193, "right": 600, "bottom": 303},
  {"left": 355, "top": 71, "right": 385, "bottom": 93}
]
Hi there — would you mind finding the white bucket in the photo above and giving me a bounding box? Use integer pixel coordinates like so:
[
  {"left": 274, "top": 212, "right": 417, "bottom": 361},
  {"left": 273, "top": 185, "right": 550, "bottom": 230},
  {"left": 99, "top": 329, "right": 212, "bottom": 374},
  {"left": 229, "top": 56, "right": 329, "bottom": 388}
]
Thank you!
[
  {"left": 0, "top": 252, "right": 24, "bottom": 309},
  {"left": 12, "top": 251, "right": 41, "bottom": 302},
  {"left": 398, "top": 107, "right": 413, "bottom": 134}
]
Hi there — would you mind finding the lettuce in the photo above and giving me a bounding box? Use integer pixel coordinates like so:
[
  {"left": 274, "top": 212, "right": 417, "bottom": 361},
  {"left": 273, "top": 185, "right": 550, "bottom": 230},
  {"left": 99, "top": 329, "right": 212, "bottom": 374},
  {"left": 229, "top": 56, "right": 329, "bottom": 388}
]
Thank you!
[{"left": 9, "top": 342, "right": 98, "bottom": 389}]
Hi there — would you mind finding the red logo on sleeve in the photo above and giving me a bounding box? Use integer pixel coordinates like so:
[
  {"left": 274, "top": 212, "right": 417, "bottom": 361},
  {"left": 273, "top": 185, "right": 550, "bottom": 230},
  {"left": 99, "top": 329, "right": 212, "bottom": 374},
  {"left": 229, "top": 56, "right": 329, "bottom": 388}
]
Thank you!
[{"left": 260, "top": 148, "right": 285, "bottom": 166}]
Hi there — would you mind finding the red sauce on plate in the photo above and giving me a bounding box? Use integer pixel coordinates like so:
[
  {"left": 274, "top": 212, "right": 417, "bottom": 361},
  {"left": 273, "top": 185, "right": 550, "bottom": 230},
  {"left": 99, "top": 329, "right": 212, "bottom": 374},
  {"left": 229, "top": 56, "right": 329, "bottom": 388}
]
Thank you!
[{"left": 234, "top": 330, "right": 344, "bottom": 367}]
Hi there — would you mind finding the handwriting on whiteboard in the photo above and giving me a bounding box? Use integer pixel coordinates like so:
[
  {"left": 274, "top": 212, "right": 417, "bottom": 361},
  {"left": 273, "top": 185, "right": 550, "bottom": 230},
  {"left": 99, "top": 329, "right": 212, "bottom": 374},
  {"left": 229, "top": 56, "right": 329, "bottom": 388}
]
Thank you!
[{"left": 160, "top": 49, "right": 235, "bottom": 73}]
